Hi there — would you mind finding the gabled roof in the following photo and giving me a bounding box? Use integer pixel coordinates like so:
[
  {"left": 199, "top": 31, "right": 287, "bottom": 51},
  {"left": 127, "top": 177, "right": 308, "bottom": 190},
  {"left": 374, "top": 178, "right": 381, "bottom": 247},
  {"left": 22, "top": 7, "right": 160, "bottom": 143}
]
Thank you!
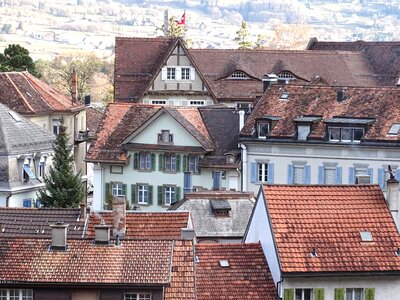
[
  {"left": 195, "top": 243, "right": 277, "bottom": 299},
  {"left": 85, "top": 211, "right": 190, "bottom": 240},
  {"left": 189, "top": 49, "right": 377, "bottom": 102},
  {"left": 307, "top": 38, "right": 400, "bottom": 86},
  {"left": 86, "top": 106, "right": 104, "bottom": 141},
  {"left": 87, "top": 103, "right": 215, "bottom": 163},
  {"left": 0, "top": 207, "right": 84, "bottom": 238},
  {"left": 262, "top": 184, "right": 400, "bottom": 274},
  {"left": 0, "top": 238, "right": 173, "bottom": 285},
  {"left": 169, "top": 191, "right": 254, "bottom": 239},
  {"left": 240, "top": 84, "right": 400, "bottom": 143},
  {"left": 0, "top": 72, "right": 83, "bottom": 116},
  {"left": 0, "top": 103, "right": 55, "bottom": 156}
]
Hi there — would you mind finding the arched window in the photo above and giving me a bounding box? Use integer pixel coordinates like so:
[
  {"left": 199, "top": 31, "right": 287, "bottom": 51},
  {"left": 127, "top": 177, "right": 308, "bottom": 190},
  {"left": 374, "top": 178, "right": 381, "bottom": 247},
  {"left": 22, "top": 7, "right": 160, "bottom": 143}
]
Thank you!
[
  {"left": 228, "top": 71, "right": 249, "bottom": 80},
  {"left": 278, "top": 71, "right": 296, "bottom": 80}
]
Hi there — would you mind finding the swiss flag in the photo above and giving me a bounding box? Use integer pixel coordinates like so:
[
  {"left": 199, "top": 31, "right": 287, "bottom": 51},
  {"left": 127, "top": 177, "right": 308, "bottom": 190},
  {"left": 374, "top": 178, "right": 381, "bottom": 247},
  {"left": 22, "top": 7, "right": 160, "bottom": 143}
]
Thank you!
[{"left": 177, "top": 12, "right": 185, "bottom": 25}]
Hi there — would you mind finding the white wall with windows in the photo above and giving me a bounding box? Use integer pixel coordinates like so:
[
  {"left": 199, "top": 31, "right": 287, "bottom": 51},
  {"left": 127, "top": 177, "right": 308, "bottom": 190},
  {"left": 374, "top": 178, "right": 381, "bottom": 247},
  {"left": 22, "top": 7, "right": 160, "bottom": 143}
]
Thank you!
[{"left": 243, "top": 142, "right": 400, "bottom": 194}]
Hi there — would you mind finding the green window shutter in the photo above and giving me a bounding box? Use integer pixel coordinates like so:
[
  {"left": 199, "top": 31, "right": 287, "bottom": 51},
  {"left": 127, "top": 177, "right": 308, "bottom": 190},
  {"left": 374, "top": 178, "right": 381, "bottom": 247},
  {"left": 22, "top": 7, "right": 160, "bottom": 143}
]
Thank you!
[
  {"left": 105, "top": 182, "right": 110, "bottom": 201},
  {"left": 159, "top": 154, "right": 164, "bottom": 171},
  {"left": 157, "top": 186, "right": 163, "bottom": 205},
  {"left": 176, "top": 154, "right": 181, "bottom": 172},
  {"left": 365, "top": 288, "right": 375, "bottom": 300},
  {"left": 150, "top": 153, "right": 156, "bottom": 171},
  {"left": 314, "top": 288, "right": 324, "bottom": 300},
  {"left": 131, "top": 184, "right": 136, "bottom": 204},
  {"left": 175, "top": 186, "right": 181, "bottom": 203},
  {"left": 283, "top": 289, "right": 294, "bottom": 300},
  {"left": 122, "top": 184, "right": 127, "bottom": 196},
  {"left": 148, "top": 185, "right": 153, "bottom": 205},
  {"left": 133, "top": 153, "right": 138, "bottom": 169},
  {"left": 183, "top": 155, "right": 188, "bottom": 172},
  {"left": 334, "top": 288, "right": 344, "bottom": 300}
]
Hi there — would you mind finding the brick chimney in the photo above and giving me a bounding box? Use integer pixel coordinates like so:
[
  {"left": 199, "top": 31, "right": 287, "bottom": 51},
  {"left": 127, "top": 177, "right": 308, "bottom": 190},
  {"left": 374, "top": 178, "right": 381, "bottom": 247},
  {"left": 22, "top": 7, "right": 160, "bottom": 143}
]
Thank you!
[
  {"left": 112, "top": 197, "right": 126, "bottom": 238},
  {"left": 71, "top": 69, "right": 78, "bottom": 103},
  {"left": 387, "top": 170, "right": 400, "bottom": 232}
]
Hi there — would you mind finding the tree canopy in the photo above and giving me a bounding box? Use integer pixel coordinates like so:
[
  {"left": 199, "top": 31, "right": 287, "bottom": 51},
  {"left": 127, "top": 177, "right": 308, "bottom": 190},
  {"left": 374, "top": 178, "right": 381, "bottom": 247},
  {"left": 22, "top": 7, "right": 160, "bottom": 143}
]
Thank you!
[
  {"left": 0, "top": 44, "right": 40, "bottom": 77},
  {"left": 235, "top": 21, "right": 253, "bottom": 50},
  {"left": 37, "top": 124, "right": 85, "bottom": 208}
]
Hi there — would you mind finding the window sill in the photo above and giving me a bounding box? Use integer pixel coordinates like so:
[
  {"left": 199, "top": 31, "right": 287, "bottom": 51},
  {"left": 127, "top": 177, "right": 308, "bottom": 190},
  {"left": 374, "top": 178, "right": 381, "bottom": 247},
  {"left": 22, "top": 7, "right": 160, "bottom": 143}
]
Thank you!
[
  {"left": 163, "top": 170, "right": 178, "bottom": 174},
  {"left": 137, "top": 169, "right": 152, "bottom": 173}
]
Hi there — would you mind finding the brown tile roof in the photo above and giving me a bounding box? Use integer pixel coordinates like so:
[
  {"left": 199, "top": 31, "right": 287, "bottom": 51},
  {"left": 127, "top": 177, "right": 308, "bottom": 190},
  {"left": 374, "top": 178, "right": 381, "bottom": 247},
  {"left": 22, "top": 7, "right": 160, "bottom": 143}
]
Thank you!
[
  {"left": 0, "top": 208, "right": 84, "bottom": 238},
  {"left": 195, "top": 243, "right": 277, "bottom": 300},
  {"left": 86, "top": 103, "right": 215, "bottom": 163},
  {"left": 0, "top": 238, "right": 173, "bottom": 285},
  {"left": 85, "top": 211, "right": 190, "bottom": 240},
  {"left": 241, "top": 84, "right": 400, "bottom": 142},
  {"left": 189, "top": 49, "right": 377, "bottom": 102},
  {"left": 165, "top": 240, "right": 195, "bottom": 299},
  {"left": 114, "top": 37, "right": 178, "bottom": 102},
  {"left": 86, "top": 106, "right": 104, "bottom": 140},
  {"left": 263, "top": 184, "right": 400, "bottom": 274},
  {"left": 0, "top": 72, "right": 83, "bottom": 116},
  {"left": 307, "top": 39, "right": 400, "bottom": 86}
]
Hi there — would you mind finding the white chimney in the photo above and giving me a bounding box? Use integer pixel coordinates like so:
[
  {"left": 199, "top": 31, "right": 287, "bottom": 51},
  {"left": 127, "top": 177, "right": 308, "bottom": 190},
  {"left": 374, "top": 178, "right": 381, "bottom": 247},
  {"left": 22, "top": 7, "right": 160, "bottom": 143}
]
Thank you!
[
  {"left": 387, "top": 175, "right": 400, "bottom": 231},
  {"left": 50, "top": 223, "right": 69, "bottom": 250},
  {"left": 239, "top": 110, "right": 245, "bottom": 132},
  {"left": 94, "top": 220, "right": 111, "bottom": 244}
]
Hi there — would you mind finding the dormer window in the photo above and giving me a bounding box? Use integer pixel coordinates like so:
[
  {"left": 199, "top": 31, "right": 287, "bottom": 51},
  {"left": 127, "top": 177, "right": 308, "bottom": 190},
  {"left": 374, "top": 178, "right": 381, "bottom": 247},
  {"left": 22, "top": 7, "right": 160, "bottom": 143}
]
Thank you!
[
  {"left": 226, "top": 154, "right": 235, "bottom": 164},
  {"left": 278, "top": 71, "right": 296, "bottom": 80},
  {"left": 228, "top": 71, "right": 249, "bottom": 80},
  {"left": 158, "top": 130, "right": 173, "bottom": 144},
  {"left": 210, "top": 199, "right": 231, "bottom": 217},
  {"left": 258, "top": 122, "right": 270, "bottom": 138},
  {"left": 328, "top": 127, "right": 364, "bottom": 142},
  {"left": 297, "top": 125, "right": 310, "bottom": 141}
]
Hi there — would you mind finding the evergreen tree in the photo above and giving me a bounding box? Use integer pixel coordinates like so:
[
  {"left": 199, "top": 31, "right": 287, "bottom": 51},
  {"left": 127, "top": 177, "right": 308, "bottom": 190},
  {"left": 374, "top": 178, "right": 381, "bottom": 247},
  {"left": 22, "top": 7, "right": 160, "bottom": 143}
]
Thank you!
[
  {"left": 235, "top": 21, "right": 253, "bottom": 50},
  {"left": 0, "top": 44, "right": 40, "bottom": 77},
  {"left": 37, "top": 125, "right": 85, "bottom": 208}
]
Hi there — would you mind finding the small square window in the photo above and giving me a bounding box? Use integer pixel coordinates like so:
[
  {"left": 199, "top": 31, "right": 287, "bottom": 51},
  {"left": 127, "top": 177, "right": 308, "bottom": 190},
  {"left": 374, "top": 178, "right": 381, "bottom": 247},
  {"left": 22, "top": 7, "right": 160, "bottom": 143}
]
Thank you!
[
  {"left": 167, "top": 67, "right": 176, "bottom": 80},
  {"left": 258, "top": 122, "right": 269, "bottom": 138},
  {"left": 112, "top": 183, "right": 125, "bottom": 197},
  {"left": 258, "top": 163, "right": 268, "bottom": 182},
  {"left": 181, "top": 67, "right": 190, "bottom": 80},
  {"left": 158, "top": 130, "right": 173, "bottom": 144}
]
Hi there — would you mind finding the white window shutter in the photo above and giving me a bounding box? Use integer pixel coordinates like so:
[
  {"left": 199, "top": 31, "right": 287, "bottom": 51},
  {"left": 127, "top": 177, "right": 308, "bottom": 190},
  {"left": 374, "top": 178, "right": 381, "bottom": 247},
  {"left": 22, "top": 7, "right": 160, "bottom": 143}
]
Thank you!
[
  {"left": 161, "top": 67, "right": 167, "bottom": 80},
  {"left": 190, "top": 68, "right": 195, "bottom": 80},
  {"left": 176, "top": 67, "right": 181, "bottom": 80}
]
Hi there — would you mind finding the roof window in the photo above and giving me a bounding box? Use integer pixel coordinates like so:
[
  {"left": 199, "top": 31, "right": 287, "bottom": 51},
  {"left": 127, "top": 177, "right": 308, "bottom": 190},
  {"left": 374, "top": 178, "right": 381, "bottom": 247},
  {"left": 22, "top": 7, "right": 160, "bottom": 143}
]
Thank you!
[
  {"left": 8, "top": 111, "right": 21, "bottom": 122},
  {"left": 310, "top": 248, "right": 318, "bottom": 257},
  {"left": 360, "top": 231, "right": 373, "bottom": 242},
  {"left": 278, "top": 71, "right": 296, "bottom": 81},
  {"left": 210, "top": 199, "right": 231, "bottom": 216},
  {"left": 388, "top": 124, "right": 400, "bottom": 135},
  {"left": 279, "top": 91, "right": 289, "bottom": 100},
  {"left": 228, "top": 71, "right": 249, "bottom": 80},
  {"left": 219, "top": 259, "right": 230, "bottom": 267}
]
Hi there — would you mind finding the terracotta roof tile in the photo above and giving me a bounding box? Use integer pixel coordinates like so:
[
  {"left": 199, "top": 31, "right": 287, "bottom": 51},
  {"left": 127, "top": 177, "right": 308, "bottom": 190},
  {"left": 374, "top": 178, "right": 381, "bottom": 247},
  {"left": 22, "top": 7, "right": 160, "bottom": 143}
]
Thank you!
[
  {"left": 195, "top": 243, "right": 277, "bottom": 299},
  {"left": 241, "top": 85, "right": 400, "bottom": 142},
  {"left": 0, "top": 208, "right": 84, "bottom": 238},
  {"left": 86, "top": 211, "right": 190, "bottom": 240},
  {"left": 263, "top": 184, "right": 400, "bottom": 274},
  {"left": 0, "top": 238, "right": 173, "bottom": 284},
  {"left": 86, "top": 106, "right": 104, "bottom": 140},
  {"left": 0, "top": 72, "right": 83, "bottom": 115}
]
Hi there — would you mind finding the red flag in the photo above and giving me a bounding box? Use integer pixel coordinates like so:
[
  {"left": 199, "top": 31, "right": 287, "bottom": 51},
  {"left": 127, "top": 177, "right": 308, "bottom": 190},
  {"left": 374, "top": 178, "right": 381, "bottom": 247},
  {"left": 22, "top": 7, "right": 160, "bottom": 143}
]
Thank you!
[{"left": 177, "top": 12, "right": 185, "bottom": 25}]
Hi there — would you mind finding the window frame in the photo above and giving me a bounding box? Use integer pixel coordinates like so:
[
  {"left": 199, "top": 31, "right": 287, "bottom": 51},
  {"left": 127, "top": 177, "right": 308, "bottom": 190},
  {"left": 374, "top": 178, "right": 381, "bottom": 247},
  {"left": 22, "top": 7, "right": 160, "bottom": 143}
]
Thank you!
[
  {"left": 124, "top": 293, "right": 152, "bottom": 300},
  {"left": 0, "top": 289, "right": 33, "bottom": 300},
  {"left": 164, "top": 185, "right": 176, "bottom": 206},
  {"left": 164, "top": 153, "right": 177, "bottom": 172},
  {"left": 139, "top": 152, "right": 151, "bottom": 171},
  {"left": 52, "top": 119, "right": 62, "bottom": 135},
  {"left": 345, "top": 288, "right": 363, "bottom": 300},
  {"left": 293, "top": 165, "right": 305, "bottom": 185},
  {"left": 137, "top": 184, "right": 149, "bottom": 205},
  {"left": 328, "top": 127, "right": 365, "bottom": 143},
  {"left": 166, "top": 67, "right": 176, "bottom": 80},
  {"left": 158, "top": 130, "right": 173, "bottom": 144},
  {"left": 294, "top": 288, "right": 313, "bottom": 300},
  {"left": 257, "top": 121, "right": 270, "bottom": 139},
  {"left": 257, "top": 163, "right": 268, "bottom": 183},
  {"left": 188, "top": 155, "right": 199, "bottom": 173},
  {"left": 228, "top": 71, "right": 249, "bottom": 80},
  {"left": 181, "top": 67, "right": 190, "bottom": 80},
  {"left": 151, "top": 100, "right": 166, "bottom": 105},
  {"left": 111, "top": 182, "right": 124, "bottom": 197}
]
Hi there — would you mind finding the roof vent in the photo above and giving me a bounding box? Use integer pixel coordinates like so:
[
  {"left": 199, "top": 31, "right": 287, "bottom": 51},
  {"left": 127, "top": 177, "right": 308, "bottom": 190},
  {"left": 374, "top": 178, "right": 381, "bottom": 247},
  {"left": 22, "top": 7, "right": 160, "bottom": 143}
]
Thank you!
[
  {"left": 210, "top": 199, "right": 231, "bottom": 216},
  {"left": 360, "top": 231, "right": 373, "bottom": 242},
  {"left": 219, "top": 259, "right": 230, "bottom": 267},
  {"left": 50, "top": 222, "right": 69, "bottom": 251},
  {"left": 310, "top": 248, "right": 318, "bottom": 257},
  {"left": 94, "top": 220, "right": 111, "bottom": 245}
]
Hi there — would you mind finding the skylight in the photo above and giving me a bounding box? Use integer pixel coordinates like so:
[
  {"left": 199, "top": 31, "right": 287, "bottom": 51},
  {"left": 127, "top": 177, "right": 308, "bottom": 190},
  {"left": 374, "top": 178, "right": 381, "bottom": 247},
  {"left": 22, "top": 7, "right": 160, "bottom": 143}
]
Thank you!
[
  {"left": 388, "top": 124, "right": 400, "bottom": 135},
  {"left": 279, "top": 92, "right": 289, "bottom": 100},
  {"left": 219, "top": 260, "right": 230, "bottom": 267},
  {"left": 360, "top": 231, "right": 373, "bottom": 242},
  {"left": 8, "top": 111, "right": 21, "bottom": 122}
]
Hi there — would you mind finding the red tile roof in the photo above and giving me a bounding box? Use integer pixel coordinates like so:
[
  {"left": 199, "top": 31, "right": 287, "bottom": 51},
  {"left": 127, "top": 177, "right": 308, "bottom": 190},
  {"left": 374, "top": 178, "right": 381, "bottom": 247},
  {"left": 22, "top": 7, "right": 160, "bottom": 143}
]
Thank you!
[
  {"left": 263, "top": 184, "right": 400, "bottom": 274},
  {"left": 165, "top": 240, "right": 195, "bottom": 299},
  {"left": 0, "top": 238, "right": 173, "bottom": 285},
  {"left": 0, "top": 72, "right": 83, "bottom": 116},
  {"left": 86, "top": 106, "right": 104, "bottom": 140},
  {"left": 195, "top": 243, "right": 277, "bottom": 299},
  {"left": 241, "top": 84, "right": 400, "bottom": 142},
  {"left": 0, "top": 208, "right": 84, "bottom": 238},
  {"left": 85, "top": 211, "right": 190, "bottom": 240},
  {"left": 86, "top": 103, "right": 215, "bottom": 163}
]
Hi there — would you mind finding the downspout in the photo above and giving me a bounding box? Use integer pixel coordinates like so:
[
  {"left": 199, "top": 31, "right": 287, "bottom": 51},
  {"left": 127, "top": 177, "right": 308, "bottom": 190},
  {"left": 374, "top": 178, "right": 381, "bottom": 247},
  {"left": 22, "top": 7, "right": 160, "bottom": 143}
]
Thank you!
[
  {"left": 277, "top": 277, "right": 284, "bottom": 300},
  {"left": 240, "top": 143, "right": 247, "bottom": 191},
  {"left": 5, "top": 194, "right": 11, "bottom": 207}
]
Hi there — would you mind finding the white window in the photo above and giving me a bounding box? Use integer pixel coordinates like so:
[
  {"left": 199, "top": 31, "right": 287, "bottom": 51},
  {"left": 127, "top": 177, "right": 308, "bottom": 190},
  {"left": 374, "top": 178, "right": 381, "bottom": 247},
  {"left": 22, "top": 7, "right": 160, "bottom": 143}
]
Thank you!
[
  {"left": 189, "top": 100, "right": 205, "bottom": 106},
  {"left": 164, "top": 153, "right": 176, "bottom": 172},
  {"left": 329, "top": 127, "right": 364, "bottom": 142},
  {"left": 295, "top": 289, "right": 312, "bottom": 300},
  {"left": 346, "top": 288, "right": 363, "bottom": 300},
  {"left": 138, "top": 184, "right": 148, "bottom": 204},
  {"left": 151, "top": 100, "right": 166, "bottom": 105},
  {"left": 181, "top": 67, "right": 190, "bottom": 80},
  {"left": 258, "top": 163, "right": 268, "bottom": 182},
  {"left": 112, "top": 183, "right": 124, "bottom": 197},
  {"left": 228, "top": 71, "right": 249, "bottom": 79},
  {"left": 139, "top": 152, "right": 151, "bottom": 170},
  {"left": 258, "top": 122, "right": 270, "bottom": 138},
  {"left": 0, "top": 290, "right": 33, "bottom": 300},
  {"left": 164, "top": 186, "right": 176, "bottom": 205},
  {"left": 124, "top": 293, "right": 151, "bottom": 300},
  {"left": 297, "top": 125, "right": 310, "bottom": 141},
  {"left": 278, "top": 71, "right": 296, "bottom": 80},
  {"left": 167, "top": 67, "right": 176, "bottom": 80},
  {"left": 52, "top": 119, "right": 61, "bottom": 135},
  {"left": 293, "top": 166, "right": 305, "bottom": 184},
  {"left": 325, "top": 167, "right": 336, "bottom": 184},
  {"left": 188, "top": 155, "right": 199, "bottom": 173},
  {"left": 158, "top": 130, "right": 173, "bottom": 143},
  {"left": 39, "top": 156, "right": 47, "bottom": 178}
]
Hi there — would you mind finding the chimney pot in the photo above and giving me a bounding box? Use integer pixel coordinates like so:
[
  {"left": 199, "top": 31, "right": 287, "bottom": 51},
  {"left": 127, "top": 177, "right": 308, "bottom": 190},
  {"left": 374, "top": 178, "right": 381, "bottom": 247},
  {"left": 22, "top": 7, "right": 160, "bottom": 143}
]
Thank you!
[
  {"left": 50, "top": 223, "right": 69, "bottom": 250},
  {"left": 112, "top": 196, "right": 126, "bottom": 238}
]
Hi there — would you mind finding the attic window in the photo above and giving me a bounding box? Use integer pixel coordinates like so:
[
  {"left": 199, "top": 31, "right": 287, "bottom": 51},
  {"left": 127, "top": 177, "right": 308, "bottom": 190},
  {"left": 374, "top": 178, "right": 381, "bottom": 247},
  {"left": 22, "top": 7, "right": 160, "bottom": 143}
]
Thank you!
[
  {"left": 9, "top": 111, "right": 21, "bottom": 122},
  {"left": 219, "top": 259, "right": 230, "bottom": 267},
  {"left": 278, "top": 71, "right": 296, "bottom": 80},
  {"left": 210, "top": 199, "right": 231, "bottom": 216},
  {"left": 228, "top": 71, "right": 249, "bottom": 80},
  {"left": 388, "top": 124, "right": 400, "bottom": 135},
  {"left": 257, "top": 122, "right": 270, "bottom": 138},
  {"left": 360, "top": 231, "right": 373, "bottom": 242},
  {"left": 279, "top": 92, "right": 289, "bottom": 100}
]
